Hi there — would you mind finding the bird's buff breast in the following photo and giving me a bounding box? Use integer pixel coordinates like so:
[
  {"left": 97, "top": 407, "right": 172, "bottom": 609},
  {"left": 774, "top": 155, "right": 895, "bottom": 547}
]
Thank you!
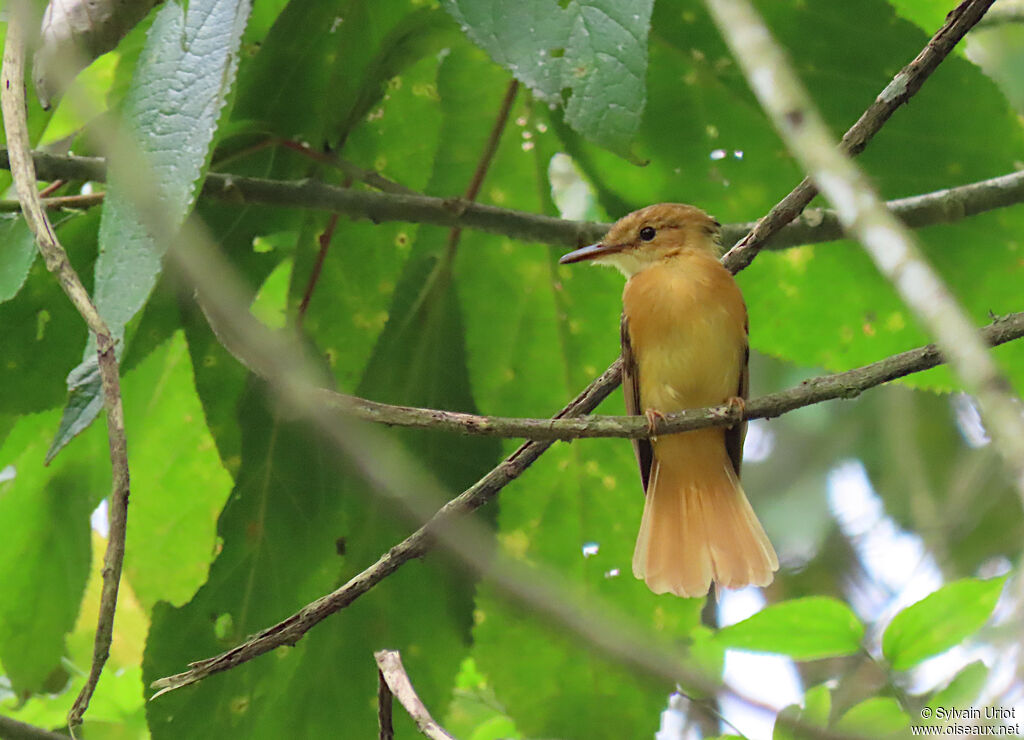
[{"left": 623, "top": 255, "right": 746, "bottom": 413}]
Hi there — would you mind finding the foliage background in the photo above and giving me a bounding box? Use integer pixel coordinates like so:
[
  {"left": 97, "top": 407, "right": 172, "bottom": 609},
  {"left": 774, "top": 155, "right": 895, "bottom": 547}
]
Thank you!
[{"left": 1, "top": 0, "right": 1023, "bottom": 737}]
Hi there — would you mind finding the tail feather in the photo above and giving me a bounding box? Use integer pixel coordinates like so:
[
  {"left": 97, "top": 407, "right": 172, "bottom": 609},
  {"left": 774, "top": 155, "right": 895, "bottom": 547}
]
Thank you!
[{"left": 632, "top": 430, "right": 778, "bottom": 598}]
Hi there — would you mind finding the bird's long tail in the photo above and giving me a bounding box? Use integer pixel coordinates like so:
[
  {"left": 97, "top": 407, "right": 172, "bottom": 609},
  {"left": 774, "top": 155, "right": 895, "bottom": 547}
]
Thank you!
[{"left": 631, "top": 429, "right": 778, "bottom": 598}]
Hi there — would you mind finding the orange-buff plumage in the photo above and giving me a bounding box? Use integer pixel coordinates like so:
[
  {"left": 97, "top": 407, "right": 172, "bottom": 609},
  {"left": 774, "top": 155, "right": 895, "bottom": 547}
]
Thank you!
[{"left": 560, "top": 203, "right": 778, "bottom": 598}]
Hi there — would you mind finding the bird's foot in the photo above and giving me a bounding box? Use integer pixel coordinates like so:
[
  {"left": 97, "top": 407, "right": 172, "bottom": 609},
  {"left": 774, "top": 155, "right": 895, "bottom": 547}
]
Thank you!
[
  {"left": 644, "top": 408, "right": 667, "bottom": 436},
  {"left": 716, "top": 396, "right": 745, "bottom": 426}
]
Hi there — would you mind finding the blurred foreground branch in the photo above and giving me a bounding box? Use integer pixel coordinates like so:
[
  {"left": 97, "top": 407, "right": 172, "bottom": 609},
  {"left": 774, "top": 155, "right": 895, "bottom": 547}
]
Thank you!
[{"left": 706, "top": 0, "right": 1024, "bottom": 491}]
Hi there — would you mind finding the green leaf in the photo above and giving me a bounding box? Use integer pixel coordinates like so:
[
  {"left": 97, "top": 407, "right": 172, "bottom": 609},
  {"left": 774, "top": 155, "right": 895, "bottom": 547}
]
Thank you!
[
  {"left": 0, "top": 212, "right": 95, "bottom": 415},
  {"left": 120, "top": 332, "right": 233, "bottom": 610},
  {"left": 0, "top": 216, "right": 36, "bottom": 303},
  {"left": 443, "top": 0, "right": 653, "bottom": 158},
  {"left": 49, "top": 0, "right": 251, "bottom": 461},
  {"left": 715, "top": 597, "right": 864, "bottom": 660},
  {"left": 834, "top": 697, "right": 909, "bottom": 738},
  {"left": 773, "top": 684, "right": 831, "bottom": 740},
  {"left": 929, "top": 660, "right": 988, "bottom": 711},
  {"left": 882, "top": 576, "right": 1006, "bottom": 671},
  {"left": 0, "top": 409, "right": 106, "bottom": 691}
]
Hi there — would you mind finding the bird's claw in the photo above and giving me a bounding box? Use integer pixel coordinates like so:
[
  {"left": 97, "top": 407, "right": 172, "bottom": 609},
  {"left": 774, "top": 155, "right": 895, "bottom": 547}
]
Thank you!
[
  {"left": 718, "top": 396, "right": 745, "bottom": 426},
  {"left": 644, "top": 408, "right": 667, "bottom": 436}
]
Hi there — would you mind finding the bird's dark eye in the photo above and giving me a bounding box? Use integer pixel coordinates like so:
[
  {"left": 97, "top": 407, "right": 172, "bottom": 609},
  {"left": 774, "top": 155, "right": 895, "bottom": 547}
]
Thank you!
[{"left": 639, "top": 226, "right": 656, "bottom": 241}]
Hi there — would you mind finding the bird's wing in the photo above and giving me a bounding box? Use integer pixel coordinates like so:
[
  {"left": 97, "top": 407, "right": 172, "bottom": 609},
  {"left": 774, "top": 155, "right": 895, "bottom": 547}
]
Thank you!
[
  {"left": 725, "top": 320, "right": 749, "bottom": 478},
  {"left": 621, "top": 314, "right": 653, "bottom": 493}
]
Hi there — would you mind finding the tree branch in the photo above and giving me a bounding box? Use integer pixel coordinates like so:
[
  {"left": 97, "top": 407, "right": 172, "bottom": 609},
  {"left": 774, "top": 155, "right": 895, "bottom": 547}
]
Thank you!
[
  {"left": 0, "top": 715, "right": 70, "bottom": 740},
  {"left": 2, "top": 148, "right": 1023, "bottom": 253},
  {"left": 706, "top": 0, "right": 1024, "bottom": 490},
  {"left": 0, "top": 9, "right": 132, "bottom": 733},
  {"left": 377, "top": 667, "right": 394, "bottom": 740},
  {"left": 374, "top": 651, "right": 456, "bottom": 740},
  {"left": 316, "top": 310, "right": 1024, "bottom": 439},
  {"left": 720, "top": 0, "right": 997, "bottom": 273}
]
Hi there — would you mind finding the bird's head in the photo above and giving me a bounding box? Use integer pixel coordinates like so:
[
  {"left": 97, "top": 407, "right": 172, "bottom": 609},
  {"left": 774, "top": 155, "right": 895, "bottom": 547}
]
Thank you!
[{"left": 559, "top": 203, "right": 721, "bottom": 277}]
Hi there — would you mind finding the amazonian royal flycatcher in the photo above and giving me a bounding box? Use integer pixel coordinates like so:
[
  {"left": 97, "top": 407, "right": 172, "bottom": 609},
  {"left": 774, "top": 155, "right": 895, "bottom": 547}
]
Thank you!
[{"left": 559, "top": 203, "right": 778, "bottom": 598}]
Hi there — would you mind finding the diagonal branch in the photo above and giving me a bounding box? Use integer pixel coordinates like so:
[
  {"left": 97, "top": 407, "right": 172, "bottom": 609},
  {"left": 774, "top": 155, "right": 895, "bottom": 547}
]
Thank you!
[
  {"left": 706, "top": 0, "right": 1024, "bottom": 491},
  {"left": 720, "top": 0, "right": 998, "bottom": 274},
  {"left": 0, "top": 10, "right": 131, "bottom": 733},
  {"left": 374, "top": 651, "right": 456, "bottom": 740},
  {"left": 318, "top": 310, "right": 1024, "bottom": 439},
  {"left": 150, "top": 358, "right": 623, "bottom": 696},
  {"left": 3, "top": 149, "right": 1024, "bottom": 254}
]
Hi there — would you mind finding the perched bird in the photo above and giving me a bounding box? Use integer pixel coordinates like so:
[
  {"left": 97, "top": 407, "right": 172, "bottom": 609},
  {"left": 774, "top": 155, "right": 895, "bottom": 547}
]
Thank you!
[{"left": 559, "top": 203, "right": 778, "bottom": 598}]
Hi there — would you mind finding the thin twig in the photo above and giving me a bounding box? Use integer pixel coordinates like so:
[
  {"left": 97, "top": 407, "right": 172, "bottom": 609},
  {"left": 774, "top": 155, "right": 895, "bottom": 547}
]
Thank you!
[
  {"left": 377, "top": 668, "right": 394, "bottom": 740},
  {"left": 374, "top": 651, "right": 456, "bottom": 740},
  {"left": 706, "top": 0, "right": 1024, "bottom": 491},
  {"left": 0, "top": 191, "right": 105, "bottom": 212},
  {"left": 445, "top": 79, "right": 519, "bottom": 258},
  {"left": 5, "top": 149, "right": 1024, "bottom": 253},
  {"left": 314, "top": 310, "right": 1024, "bottom": 439},
  {"left": 296, "top": 212, "right": 340, "bottom": 326},
  {"left": 37, "top": 178, "right": 65, "bottom": 197},
  {"left": 720, "top": 0, "right": 997, "bottom": 274},
  {"left": 0, "top": 11, "right": 132, "bottom": 733}
]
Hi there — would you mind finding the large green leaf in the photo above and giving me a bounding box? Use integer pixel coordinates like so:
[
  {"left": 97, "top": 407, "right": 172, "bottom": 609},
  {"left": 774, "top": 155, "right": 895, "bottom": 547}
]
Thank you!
[
  {"left": 49, "top": 0, "right": 252, "bottom": 461},
  {"left": 0, "top": 410, "right": 106, "bottom": 692},
  {"left": 882, "top": 576, "right": 1006, "bottom": 671},
  {"left": 444, "top": 0, "right": 653, "bottom": 158},
  {"left": 120, "top": 332, "right": 233, "bottom": 610},
  {"left": 715, "top": 597, "right": 864, "bottom": 660}
]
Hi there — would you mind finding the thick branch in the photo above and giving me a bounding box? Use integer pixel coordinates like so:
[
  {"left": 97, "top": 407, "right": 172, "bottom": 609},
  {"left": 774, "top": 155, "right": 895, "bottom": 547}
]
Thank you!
[
  {"left": 0, "top": 716, "right": 70, "bottom": 740},
  {"left": 2, "top": 149, "right": 1023, "bottom": 254},
  {"left": 720, "top": 0, "right": 997, "bottom": 273},
  {"left": 706, "top": 0, "right": 1024, "bottom": 489},
  {"left": 1, "top": 10, "right": 132, "bottom": 732},
  {"left": 374, "top": 651, "right": 456, "bottom": 740},
  {"left": 318, "top": 310, "right": 1024, "bottom": 439}
]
